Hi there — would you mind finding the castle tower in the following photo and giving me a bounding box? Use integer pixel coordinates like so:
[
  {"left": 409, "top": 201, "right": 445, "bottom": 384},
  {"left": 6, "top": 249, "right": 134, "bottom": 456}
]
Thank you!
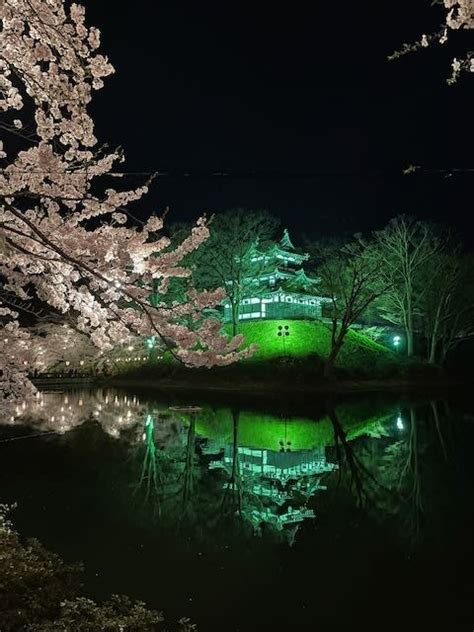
[{"left": 223, "top": 229, "right": 329, "bottom": 322}]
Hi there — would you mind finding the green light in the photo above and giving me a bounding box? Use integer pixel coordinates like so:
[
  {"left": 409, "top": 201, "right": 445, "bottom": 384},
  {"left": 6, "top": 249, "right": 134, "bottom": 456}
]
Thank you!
[
  {"left": 194, "top": 405, "right": 394, "bottom": 451},
  {"left": 146, "top": 336, "right": 156, "bottom": 349},
  {"left": 393, "top": 335, "right": 401, "bottom": 347}
]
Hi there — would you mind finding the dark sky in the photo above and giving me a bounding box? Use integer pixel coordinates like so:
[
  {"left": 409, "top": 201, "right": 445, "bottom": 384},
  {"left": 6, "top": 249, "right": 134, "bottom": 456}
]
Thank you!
[{"left": 82, "top": 0, "right": 473, "bottom": 241}]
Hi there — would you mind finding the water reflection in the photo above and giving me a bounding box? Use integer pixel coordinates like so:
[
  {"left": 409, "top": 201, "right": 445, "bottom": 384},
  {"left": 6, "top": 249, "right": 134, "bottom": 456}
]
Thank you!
[
  {"left": 205, "top": 409, "right": 338, "bottom": 541},
  {"left": 5, "top": 388, "right": 402, "bottom": 544},
  {"left": 3, "top": 388, "right": 469, "bottom": 550},
  {"left": 6, "top": 389, "right": 145, "bottom": 437},
  {"left": 2, "top": 389, "right": 473, "bottom": 629}
]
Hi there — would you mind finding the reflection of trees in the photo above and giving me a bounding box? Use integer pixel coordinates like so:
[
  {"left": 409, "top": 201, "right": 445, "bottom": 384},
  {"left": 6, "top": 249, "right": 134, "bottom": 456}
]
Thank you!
[
  {"left": 398, "top": 408, "right": 423, "bottom": 537},
  {"left": 431, "top": 400, "right": 448, "bottom": 461},
  {"left": 133, "top": 413, "right": 183, "bottom": 520},
  {"left": 132, "top": 409, "right": 213, "bottom": 534},
  {"left": 383, "top": 402, "right": 452, "bottom": 543},
  {"left": 219, "top": 409, "right": 243, "bottom": 520},
  {"left": 114, "top": 397, "right": 467, "bottom": 551},
  {"left": 136, "top": 415, "right": 161, "bottom": 508},
  {"left": 332, "top": 400, "right": 455, "bottom": 546},
  {"left": 181, "top": 414, "right": 196, "bottom": 516},
  {"left": 15, "top": 389, "right": 461, "bottom": 551},
  {"left": 328, "top": 405, "right": 390, "bottom": 509}
]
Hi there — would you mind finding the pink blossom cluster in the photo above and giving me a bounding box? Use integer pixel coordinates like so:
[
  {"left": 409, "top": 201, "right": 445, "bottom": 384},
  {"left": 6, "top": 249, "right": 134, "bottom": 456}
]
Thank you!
[
  {"left": 444, "top": 0, "right": 474, "bottom": 30},
  {"left": 0, "top": 306, "right": 37, "bottom": 418},
  {"left": 390, "top": 0, "right": 474, "bottom": 82}
]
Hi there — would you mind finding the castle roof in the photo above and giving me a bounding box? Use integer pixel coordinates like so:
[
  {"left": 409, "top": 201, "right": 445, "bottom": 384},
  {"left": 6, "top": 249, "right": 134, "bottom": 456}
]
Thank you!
[
  {"left": 250, "top": 243, "right": 308, "bottom": 266},
  {"left": 277, "top": 269, "right": 321, "bottom": 294},
  {"left": 280, "top": 228, "right": 296, "bottom": 251},
  {"left": 255, "top": 267, "right": 320, "bottom": 290}
]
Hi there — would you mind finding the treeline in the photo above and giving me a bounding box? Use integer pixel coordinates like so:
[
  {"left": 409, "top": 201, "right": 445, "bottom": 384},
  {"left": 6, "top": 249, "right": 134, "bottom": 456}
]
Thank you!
[
  {"left": 169, "top": 210, "right": 474, "bottom": 376},
  {"left": 306, "top": 216, "right": 474, "bottom": 375}
]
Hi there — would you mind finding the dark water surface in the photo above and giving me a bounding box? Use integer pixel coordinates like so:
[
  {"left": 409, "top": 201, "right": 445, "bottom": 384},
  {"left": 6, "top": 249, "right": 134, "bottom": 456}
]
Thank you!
[{"left": 1, "top": 387, "right": 474, "bottom": 631}]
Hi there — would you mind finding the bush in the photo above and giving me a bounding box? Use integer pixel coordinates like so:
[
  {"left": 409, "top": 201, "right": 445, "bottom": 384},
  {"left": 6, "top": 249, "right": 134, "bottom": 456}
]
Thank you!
[{"left": 0, "top": 506, "right": 194, "bottom": 632}]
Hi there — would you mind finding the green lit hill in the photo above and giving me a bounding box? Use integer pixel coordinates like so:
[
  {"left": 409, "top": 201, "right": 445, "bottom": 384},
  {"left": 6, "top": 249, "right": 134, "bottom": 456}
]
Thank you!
[
  {"left": 226, "top": 319, "right": 397, "bottom": 372},
  {"left": 114, "top": 319, "right": 432, "bottom": 395}
]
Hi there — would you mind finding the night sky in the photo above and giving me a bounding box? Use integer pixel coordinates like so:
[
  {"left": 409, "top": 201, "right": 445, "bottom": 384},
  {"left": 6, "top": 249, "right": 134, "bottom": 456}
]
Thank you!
[{"left": 82, "top": 1, "right": 473, "bottom": 241}]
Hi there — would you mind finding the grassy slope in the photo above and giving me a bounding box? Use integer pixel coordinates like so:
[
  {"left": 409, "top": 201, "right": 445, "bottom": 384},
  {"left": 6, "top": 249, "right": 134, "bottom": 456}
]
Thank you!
[
  {"left": 116, "top": 320, "right": 433, "bottom": 389},
  {"left": 225, "top": 319, "right": 398, "bottom": 371}
]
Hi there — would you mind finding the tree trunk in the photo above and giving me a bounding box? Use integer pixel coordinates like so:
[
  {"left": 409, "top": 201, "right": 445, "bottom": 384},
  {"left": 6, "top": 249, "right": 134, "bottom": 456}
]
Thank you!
[
  {"left": 182, "top": 414, "right": 196, "bottom": 509},
  {"left": 430, "top": 401, "right": 448, "bottom": 461},
  {"left": 229, "top": 409, "right": 242, "bottom": 515},
  {"left": 405, "top": 327, "right": 414, "bottom": 357},
  {"left": 324, "top": 339, "right": 343, "bottom": 378},
  {"left": 405, "top": 292, "right": 414, "bottom": 356},
  {"left": 428, "top": 329, "right": 438, "bottom": 364},
  {"left": 428, "top": 302, "right": 443, "bottom": 364},
  {"left": 231, "top": 301, "right": 240, "bottom": 337}
]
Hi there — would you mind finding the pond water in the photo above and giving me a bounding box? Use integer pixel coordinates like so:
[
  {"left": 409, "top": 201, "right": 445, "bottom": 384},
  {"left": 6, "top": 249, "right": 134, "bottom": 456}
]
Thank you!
[{"left": 1, "top": 387, "right": 474, "bottom": 631}]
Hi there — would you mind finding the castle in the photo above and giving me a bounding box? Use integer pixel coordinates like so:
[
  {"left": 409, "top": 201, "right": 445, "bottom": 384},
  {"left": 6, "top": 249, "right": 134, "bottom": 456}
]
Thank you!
[{"left": 222, "top": 229, "right": 330, "bottom": 323}]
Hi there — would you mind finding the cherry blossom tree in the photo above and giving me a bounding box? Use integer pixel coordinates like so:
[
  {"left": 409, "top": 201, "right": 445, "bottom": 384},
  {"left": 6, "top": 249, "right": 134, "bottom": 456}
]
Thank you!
[
  {"left": 0, "top": 1, "right": 254, "bottom": 416},
  {"left": 0, "top": 306, "right": 37, "bottom": 416},
  {"left": 29, "top": 321, "right": 101, "bottom": 373},
  {"left": 29, "top": 320, "right": 151, "bottom": 375},
  {"left": 1, "top": 504, "right": 197, "bottom": 631},
  {"left": 390, "top": 0, "right": 474, "bottom": 83}
]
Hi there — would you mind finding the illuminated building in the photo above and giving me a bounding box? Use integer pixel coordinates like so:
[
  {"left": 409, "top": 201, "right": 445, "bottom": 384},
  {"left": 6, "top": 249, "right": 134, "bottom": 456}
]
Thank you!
[{"left": 223, "top": 229, "right": 330, "bottom": 322}]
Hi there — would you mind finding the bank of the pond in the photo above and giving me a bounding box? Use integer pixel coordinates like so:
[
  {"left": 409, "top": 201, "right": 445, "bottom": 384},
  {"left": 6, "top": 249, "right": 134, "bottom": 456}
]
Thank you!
[{"left": 102, "top": 360, "right": 469, "bottom": 399}]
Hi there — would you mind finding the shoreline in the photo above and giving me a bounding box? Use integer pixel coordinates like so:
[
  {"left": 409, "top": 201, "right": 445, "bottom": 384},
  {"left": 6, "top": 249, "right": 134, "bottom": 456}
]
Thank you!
[
  {"left": 32, "top": 371, "right": 472, "bottom": 404},
  {"left": 104, "top": 373, "right": 471, "bottom": 398},
  {"left": 32, "top": 374, "right": 471, "bottom": 397}
]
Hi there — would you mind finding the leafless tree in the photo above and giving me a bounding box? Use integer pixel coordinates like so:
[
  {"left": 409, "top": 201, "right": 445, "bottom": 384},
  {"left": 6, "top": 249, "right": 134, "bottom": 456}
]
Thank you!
[
  {"left": 420, "top": 250, "right": 474, "bottom": 363},
  {"left": 315, "top": 239, "right": 386, "bottom": 377},
  {"left": 372, "top": 216, "right": 442, "bottom": 357}
]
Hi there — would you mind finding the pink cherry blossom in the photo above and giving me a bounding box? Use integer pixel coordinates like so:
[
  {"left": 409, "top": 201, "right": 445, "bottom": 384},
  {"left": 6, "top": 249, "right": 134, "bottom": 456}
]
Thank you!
[{"left": 0, "top": 0, "right": 251, "bottom": 418}]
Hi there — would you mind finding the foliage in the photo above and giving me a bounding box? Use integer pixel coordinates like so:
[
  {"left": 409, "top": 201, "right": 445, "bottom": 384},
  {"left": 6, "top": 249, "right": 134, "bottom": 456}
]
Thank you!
[
  {"left": 0, "top": 505, "right": 193, "bottom": 631},
  {"left": 24, "top": 596, "right": 165, "bottom": 632},
  {"left": 29, "top": 319, "right": 103, "bottom": 373},
  {"left": 0, "top": 503, "right": 81, "bottom": 631},
  {"left": 357, "top": 326, "right": 388, "bottom": 342},
  {"left": 170, "top": 209, "right": 279, "bottom": 335}
]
